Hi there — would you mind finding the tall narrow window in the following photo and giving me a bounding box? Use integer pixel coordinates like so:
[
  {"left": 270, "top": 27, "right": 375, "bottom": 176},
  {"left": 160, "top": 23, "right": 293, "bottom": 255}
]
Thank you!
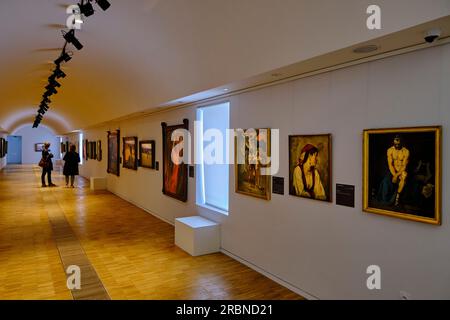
[{"left": 196, "top": 102, "right": 230, "bottom": 214}]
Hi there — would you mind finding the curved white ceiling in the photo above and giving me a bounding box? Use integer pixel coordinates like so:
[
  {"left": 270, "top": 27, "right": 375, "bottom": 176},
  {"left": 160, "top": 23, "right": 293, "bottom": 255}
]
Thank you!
[{"left": 0, "top": 0, "right": 449, "bottom": 134}]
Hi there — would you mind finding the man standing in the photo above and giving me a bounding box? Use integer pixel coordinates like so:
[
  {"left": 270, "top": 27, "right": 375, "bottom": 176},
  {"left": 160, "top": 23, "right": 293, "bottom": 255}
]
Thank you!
[{"left": 387, "top": 135, "right": 410, "bottom": 206}]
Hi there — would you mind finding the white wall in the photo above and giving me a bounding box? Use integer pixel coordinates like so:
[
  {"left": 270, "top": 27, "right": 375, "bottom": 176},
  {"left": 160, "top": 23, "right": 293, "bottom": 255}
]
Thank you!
[
  {"left": 13, "top": 125, "right": 60, "bottom": 164},
  {"left": 76, "top": 43, "right": 450, "bottom": 299},
  {"left": 0, "top": 133, "right": 6, "bottom": 170}
]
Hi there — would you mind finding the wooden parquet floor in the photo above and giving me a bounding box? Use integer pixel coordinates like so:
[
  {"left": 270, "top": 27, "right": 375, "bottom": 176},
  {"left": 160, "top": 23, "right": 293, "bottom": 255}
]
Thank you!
[{"left": 0, "top": 165, "right": 303, "bottom": 300}]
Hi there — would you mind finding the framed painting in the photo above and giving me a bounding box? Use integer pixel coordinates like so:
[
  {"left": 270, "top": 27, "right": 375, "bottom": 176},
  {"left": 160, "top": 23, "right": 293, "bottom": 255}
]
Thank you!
[
  {"left": 0, "top": 138, "right": 4, "bottom": 158},
  {"left": 61, "top": 142, "right": 66, "bottom": 154},
  {"left": 97, "top": 140, "right": 102, "bottom": 162},
  {"left": 363, "top": 126, "right": 442, "bottom": 225},
  {"left": 123, "top": 136, "right": 138, "bottom": 170},
  {"left": 35, "top": 143, "right": 45, "bottom": 152},
  {"left": 139, "top": 140, "right": 155, "bottom": 169},
  {"left": 235, "top": 128, "right": 271, "bottom": 200},
  {"left": 289, "top": 134, "right": 332, "bottom": 202},
  {"left": 107, "top": 130, "right": 120, "bottom": 176},
  {"left": 91, "top": 141, "right": 97, "bottom": 160},
  {"left": 84, "top": 139, "right": 89, "bottom": 161},
  {"left": 161, "top": 119, "right": 188, "bottom": 202}
]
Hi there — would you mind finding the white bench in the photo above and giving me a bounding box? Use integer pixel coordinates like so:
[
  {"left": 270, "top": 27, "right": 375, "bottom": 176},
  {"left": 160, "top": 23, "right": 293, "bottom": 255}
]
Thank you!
[
  {"left": 90, "top": 177, "right": 107, "bottom": 191},
  {"left": 175, "top": 216, "right": 220, "bottom": 256}
]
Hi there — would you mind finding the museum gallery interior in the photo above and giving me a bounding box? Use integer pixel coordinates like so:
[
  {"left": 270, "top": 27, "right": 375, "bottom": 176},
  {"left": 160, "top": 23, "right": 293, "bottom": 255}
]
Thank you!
[{"left": 0, "top": 0, "right": 449, "bottom": 301}]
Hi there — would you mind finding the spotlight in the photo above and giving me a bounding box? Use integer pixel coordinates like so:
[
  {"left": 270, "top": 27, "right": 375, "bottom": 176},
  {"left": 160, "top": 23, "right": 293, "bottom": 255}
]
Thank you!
[
  {"left": 63, "top": 29, "right": 83, "bottom": 50},
  {"left": 45, "top": 85, "right": 58, "bottom": 95},
  {"left": 49, "top": 79, "right": 61, "bottom": 88},
  {"left": 96, "top": 0, "right": 111, "bottom": 11},
  {"left": 79, "top": 1, "right": 95, "bottom": 17},
  {"left": 54, "top": 51, "right": 72, "bottom": 65},
  {"left": 54, "top": 66, "right": 66, "bottom": 79},
  {"left": 40, "top": 103, "right": 49, "bottom": 111}
]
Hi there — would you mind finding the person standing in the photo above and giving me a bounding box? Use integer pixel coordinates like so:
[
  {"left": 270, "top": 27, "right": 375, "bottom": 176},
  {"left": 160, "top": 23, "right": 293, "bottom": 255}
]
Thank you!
[
  {"left": 63, "top": 144, "right": 80, "bottom": 188},
  {"left": 41, "top": 142, "right": 56, "bottom": 187}
]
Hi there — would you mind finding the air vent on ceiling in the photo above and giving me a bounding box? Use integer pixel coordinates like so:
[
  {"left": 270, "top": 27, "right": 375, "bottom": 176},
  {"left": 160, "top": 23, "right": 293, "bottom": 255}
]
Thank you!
[{"left": 353, "top": 44, "right": 379, "bottom": 54}]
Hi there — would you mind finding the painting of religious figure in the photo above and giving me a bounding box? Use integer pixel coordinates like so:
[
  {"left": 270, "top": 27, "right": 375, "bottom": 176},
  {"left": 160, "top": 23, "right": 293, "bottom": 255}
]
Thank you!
[
  {"left": 107, "top": 130, "right": 120, "bottom": 176},
  {"left": 235, "top": 128, "right": 271, "bottom": 200},
  {"left": 363, "top": 126, "right": 441, "bottom": 225},
  {"left": 162, "top": 120, "right": 188, "bottom": 202},
  {"left": 123, "top": 137, "right": 138, "bottom": 170},
  {"left": 289, "top": 134, "right": 332, "bottom": 202}
]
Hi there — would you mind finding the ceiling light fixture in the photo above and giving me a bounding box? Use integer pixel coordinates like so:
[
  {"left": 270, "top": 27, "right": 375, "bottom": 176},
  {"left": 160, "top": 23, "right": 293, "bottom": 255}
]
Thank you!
[
  {"left": 78, "top": 1, "right": 95, "bottom": 17},
  {"left": 33, "top": 0, "right": 112, "bottom": 129},
  {"left": 63, "top": 29, "right": 83, "bottom": 50},
  {"left": 49, "top": 79, "right": 62, "bottom": 88},
  {"left": 45, "top": 85, "right": 58, "bottom": 95},
  {"left": 96, "top": 0, "right": 111, "bottom": 11},
  {"left": 42, "top": 97, "right": 51, "bottom": 104},
  {"left": 54, "top": 51, "right": 72, "bottom": 65},
  {"left": 54, "top": 66, "right": 66, "bottom": 79}
]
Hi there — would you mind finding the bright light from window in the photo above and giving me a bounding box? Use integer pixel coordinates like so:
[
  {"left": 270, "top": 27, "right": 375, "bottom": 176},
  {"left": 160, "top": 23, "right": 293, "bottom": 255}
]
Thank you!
[{"left": 196, "top": 102, "right": 230, "bottom": 214}]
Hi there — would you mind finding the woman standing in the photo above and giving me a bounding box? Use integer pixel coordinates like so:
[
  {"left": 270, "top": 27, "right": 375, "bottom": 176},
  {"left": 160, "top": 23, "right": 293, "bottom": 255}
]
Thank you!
[
  {"left": 41, "top": 142, "right": 56, "bottom": 187},
  {"left": 63, "top": 144, "right": 80, "bottom": 188}
]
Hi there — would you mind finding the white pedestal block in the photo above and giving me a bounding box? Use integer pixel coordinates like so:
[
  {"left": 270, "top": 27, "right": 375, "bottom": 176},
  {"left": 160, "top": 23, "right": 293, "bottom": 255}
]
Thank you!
[
  {"left": 90, "top": 177, "right": 107, "bottom": 190},
  {"left": 175, "top": 216, "right": 220, "bottom": 256}
]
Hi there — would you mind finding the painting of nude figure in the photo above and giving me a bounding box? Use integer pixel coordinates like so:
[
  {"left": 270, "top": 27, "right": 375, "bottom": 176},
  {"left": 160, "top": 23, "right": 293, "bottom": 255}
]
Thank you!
[{"left": 363, "top": 126, "right": 441, "bottom": 225}]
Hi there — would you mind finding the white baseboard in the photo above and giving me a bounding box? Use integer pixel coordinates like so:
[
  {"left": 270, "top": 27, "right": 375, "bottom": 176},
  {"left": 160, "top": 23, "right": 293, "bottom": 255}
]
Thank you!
[{"left": 220, "top": 248, "right": 319, "bottom": 300}]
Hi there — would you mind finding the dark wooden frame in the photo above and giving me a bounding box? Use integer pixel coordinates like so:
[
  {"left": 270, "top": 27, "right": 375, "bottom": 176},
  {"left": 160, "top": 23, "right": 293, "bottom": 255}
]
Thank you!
[
  {"left": 139, "top": 140, "right": 156, "bottom": 169},
  {"left": 161, "top": 119, "right": 189, "bottom": 202},
  {"left": 92, "top": 141, "right": 97, "bottom": 160},
  {"left": 122, "top": 136, "right": 138, "bottom": 170},
  {"left": 288, "top": 134, "right": 332, "bottom": 203},
  {"left": 107, "top": 130, "right": 120, "bottom": 176},
  {"left": 97, "top": 140, "right": 102, "bottom": 162},
  {"left": 0, "top": 138, "right": 4, "bottom": 158}
]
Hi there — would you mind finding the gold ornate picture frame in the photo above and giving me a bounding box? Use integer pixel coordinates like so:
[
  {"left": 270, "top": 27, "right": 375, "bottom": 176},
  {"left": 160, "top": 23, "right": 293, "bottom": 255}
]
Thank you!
[{"left": 363, "top": 126, "right": 441, "bottom": 225}]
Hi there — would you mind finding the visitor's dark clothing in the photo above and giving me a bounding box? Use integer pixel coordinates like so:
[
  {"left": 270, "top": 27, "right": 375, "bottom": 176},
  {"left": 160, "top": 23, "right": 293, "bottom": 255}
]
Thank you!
[
  {"left": 41, "top": 149, "right": 54, "bottom": 171},
  {"left": 41, "top": 149, "right": 54, "bottom": 185},
  {"left": 63, "top": 151, "right": 80, "bottom": 176},
  {"left": 41, "top": 168, "right": 52, "bottom": 186}
]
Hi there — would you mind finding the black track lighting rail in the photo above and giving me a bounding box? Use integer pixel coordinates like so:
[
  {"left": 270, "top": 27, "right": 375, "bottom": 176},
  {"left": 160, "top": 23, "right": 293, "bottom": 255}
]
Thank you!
[{"left": 33, "top": 0, "right": 111, "bottom": 128}]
